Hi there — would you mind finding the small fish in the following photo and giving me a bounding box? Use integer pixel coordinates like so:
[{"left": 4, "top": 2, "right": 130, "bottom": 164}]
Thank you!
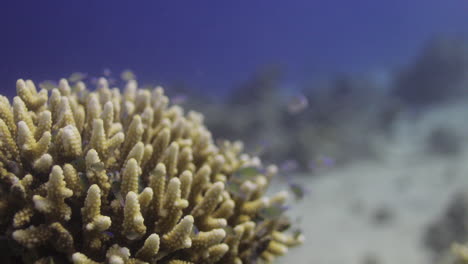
[
  {"left": 107, "top": 172, "right": 115, "bottom": 181},
  {"left": 224, "top": 226, "right": 235, "bottom": 236},
  {"left": 320, "top": 156, "right": 335, "bottom": 168},
  {"left": 141, "top": 84, "right": 154, "bottom": 90},
  {"left": 125, "top": 231, "right": 141, "bottom": 240},
  {"left": 112, "top": 172, "right": 121, "bottom": 182},
  {"left": 287, "top": 94, "right": 308, "bottom": 114},
  {"left": 108, "top": 77, "right": 117, "bottom": 86},
  {"left": 90, "top": 161, "right": 105, "bottom": 172},
  {"left": 90, "top": 77, "right": 98, "bottom": 86},
  {"left": 68, "top": 72, "right": 87, "bottom": 83},
  {"left": 233, "top": 166, "right": 260, "bottom": 181},
  {"left": 309, "top": 155, "right": 336, "bottom": 170},
  {"left": 103, "top": 68, "right": 112, "bottom": 77},
  {"left": 251, "top": 140, "right": 270, "bottom": 156},
  {"left": 259, "top": 205, "right": 288, "bottom": 219},
  {"left": 71, "top": 157, "right": 86, "bottom": 171},
  {"left": 253, "top": 237, "right": 271, "bottom": 259},
  {"left": 39, "top": 80, "right": 58, "bottom": 90},
  {"left": 289, "top": 183, "right": 306, "bottom": 201},
  {"left": 121, "top": 70, "right": 136, "bottom": 81},
  {"left": 111, "top": 181, "right": 125, "bottom": 207},
  {"left": 78, "top": 172, "right": 89, "bottom": 189},
  {"left": 6, "top": 161, "right": 21, "bottom": 176},
  {"left": 192, "top": 225, "right": 199, "bottom": 235},
  {"left": 279, "top": 159, "right": 298, "bottom": 173},
  {"left": 226, "top": 181, "right": 244, "bottom": 198},
  {"left": 171, "top": 94, "right": 188, "bottom": 105},
  {"left": 103, "top": 231, "right": 114, "bottom": 238},
  {"left": 292, "top": 228, "right": 303, "bottom": 239}
]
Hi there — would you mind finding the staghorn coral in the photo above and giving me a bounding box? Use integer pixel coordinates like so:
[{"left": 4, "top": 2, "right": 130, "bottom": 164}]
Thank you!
[{"left": 0, "top": 78, "right": 303, "bottom": 264}]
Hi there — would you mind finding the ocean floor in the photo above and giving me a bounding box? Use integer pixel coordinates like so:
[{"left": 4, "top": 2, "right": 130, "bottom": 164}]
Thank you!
[{"left": 269, "top": 102, "right": 468, "bottom": 264}]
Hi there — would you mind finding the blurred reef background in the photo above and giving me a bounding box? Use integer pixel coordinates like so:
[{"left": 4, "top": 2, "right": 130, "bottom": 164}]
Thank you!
[{"left": 2, "top": 0, "right": 468, "bottom": 263}]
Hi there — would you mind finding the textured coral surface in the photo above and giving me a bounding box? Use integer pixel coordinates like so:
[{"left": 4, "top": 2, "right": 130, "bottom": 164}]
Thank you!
[{"left": 0, "top": 78, "right": 302, "bottom": 264}]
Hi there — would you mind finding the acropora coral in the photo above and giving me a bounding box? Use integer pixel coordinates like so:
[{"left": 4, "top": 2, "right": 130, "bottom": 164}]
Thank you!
[
  {"left": 450, "top": 243, "right": 468, "bottom": 264},
  {"left": 0, "top": 78, "right": 303, "bottom": 263}
]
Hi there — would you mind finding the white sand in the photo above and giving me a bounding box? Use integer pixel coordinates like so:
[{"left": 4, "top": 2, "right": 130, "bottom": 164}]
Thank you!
[{"left": 271, "top": 101, "right": 468, "bottom": 264}]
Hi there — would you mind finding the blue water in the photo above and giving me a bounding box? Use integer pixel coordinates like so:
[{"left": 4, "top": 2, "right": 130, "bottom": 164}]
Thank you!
[{"left": 0, "top": 0, "right": 467, "bottom": 97}]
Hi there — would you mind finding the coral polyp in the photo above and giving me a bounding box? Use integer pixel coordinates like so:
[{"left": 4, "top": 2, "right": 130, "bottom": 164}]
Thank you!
[{"left": 0, "top": 78, "right": 302, "bottom": 263}]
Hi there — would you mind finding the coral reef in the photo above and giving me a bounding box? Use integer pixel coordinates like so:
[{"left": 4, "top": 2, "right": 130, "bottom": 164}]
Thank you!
[
  {"left": 424, "top": 189, "right": 468, "bottom": 264},
  {"left": 293, "top": 75, "right": 399, "bottom": 166},
  {"left": 0, "top": 78, "right": 302, "bottom": 263},
  {"left": 198, "top": 69, "right": 400, "bottom": 171},
  {"left": 180, "top": 38, "right": 468, "bottom": 172},
  {"left": 425, "top": 192, "right": 468, "bottom": 263},
  {"left": 197, "top": 66, "right": 291, "bottom": 166},
  {"left": 393, "top": 37, "right": 468, "bottom": 107}
]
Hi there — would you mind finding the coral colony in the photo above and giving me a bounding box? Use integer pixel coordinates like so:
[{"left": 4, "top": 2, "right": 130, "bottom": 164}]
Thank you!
[{"left": 0, "top": 78, "right": 303, "bottom": 263}]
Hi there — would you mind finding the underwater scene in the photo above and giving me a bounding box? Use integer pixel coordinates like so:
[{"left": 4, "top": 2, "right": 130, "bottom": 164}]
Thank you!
[{"left": 1, "top": 1, "right": 468, "bottom": 264}]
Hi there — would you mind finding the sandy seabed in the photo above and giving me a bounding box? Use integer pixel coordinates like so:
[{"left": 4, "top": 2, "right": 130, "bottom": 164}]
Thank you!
[{"left": 269, "top": 101, "right": 468, "bottom": 264}]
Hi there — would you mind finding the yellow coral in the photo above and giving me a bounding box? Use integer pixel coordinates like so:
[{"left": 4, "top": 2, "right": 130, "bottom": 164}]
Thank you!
[
  {"left": 161, "top": 215, "right": 194, "bottom": 252},
  {"left": 82, "top": 185, "right": 111, "bottom": 232},
  {"left": 32, "top": 165, "right": 73, "bottom": 221},
  {"left": 12, "top": 224, "right": 52, "bottom": 248},
  {"left": 135, "top": 233, "right": 160, "bottom": 261},
  {"left": 72, "top": 253, "right": 101, "bottom": 264},
  {"left": 156, "top": 177, "right": 189, "bottom": 234},
  {"left": 0, "top": 77, "right": 302, "bottom": 264},
  {"left": 452, "top": 243, "right": 468, "bottom": 264},
  {"left": 123, "top": 191, "right": 147, "bottom": 240}
]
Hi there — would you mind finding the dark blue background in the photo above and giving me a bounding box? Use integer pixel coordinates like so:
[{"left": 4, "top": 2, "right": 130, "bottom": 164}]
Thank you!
[{"left": 0, "top": 0, "right": 467, "bottom": 97}]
